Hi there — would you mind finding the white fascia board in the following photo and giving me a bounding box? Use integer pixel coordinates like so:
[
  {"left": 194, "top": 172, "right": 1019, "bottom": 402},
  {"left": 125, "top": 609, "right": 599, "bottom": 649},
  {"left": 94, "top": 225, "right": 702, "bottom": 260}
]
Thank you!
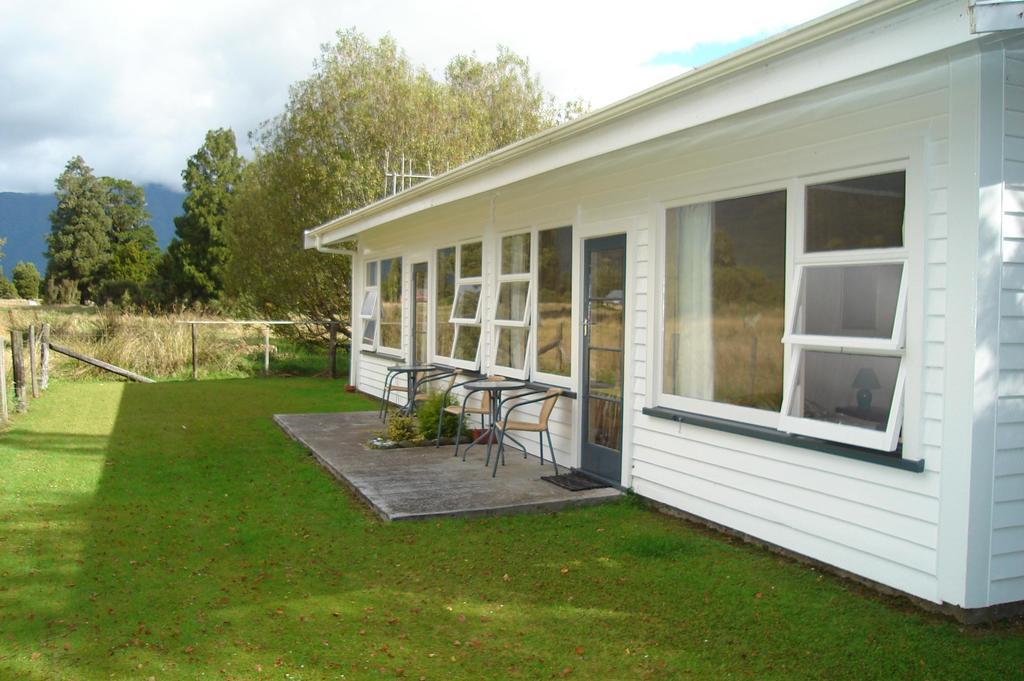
[
  {"left": 305, "top": 0, "right": 976, "bottom": 249},
  {"left": 971, "top": 1, "right": 1024, "bottom": 33}
]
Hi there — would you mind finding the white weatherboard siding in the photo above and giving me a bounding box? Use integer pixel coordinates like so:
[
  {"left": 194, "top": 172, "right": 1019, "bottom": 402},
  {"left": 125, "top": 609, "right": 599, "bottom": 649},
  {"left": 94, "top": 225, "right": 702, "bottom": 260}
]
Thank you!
[
  {"left": 321, "top": 2, "right": 1024, "bottom": 610},
  {"left": 625, "top": 55, "right": 949, "bottom": 603},
  {"left": 992, "top": 47, "right": 1024, "bottom": 605},
  {"left": 347, "top": 51, "right": 954, "bottom": 602}
]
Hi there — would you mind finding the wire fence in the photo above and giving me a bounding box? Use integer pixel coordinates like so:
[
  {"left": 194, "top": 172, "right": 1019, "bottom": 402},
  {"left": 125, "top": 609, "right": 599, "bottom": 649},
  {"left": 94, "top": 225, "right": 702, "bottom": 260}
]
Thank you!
[
  {"left": 0, "top": 312, "right": 352, "bottom": 425},
  {"left": 175, "top": 320, "right": 346, "bottom": 379}
]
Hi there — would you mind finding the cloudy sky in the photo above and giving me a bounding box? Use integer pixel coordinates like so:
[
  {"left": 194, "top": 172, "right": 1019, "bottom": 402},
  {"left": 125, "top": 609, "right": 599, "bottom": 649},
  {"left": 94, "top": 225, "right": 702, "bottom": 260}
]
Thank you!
[{"left": 0, "top": 0, "right": 851, "bottom": 193}]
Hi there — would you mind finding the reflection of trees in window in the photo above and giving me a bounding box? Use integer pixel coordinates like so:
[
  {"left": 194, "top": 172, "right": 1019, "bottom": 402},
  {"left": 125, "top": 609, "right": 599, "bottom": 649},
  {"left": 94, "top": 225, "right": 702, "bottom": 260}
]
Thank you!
[
  {"left": 445, "top": 241, "right": 483, "bottom": 367},
  {"left": 435, "top": 247, "right": 456, "bottom": 357},
  {"left": 806, "top": 171, "right": 905, "bottom": 252},
  {"left": 537, "top": 226, "right": 572, "bottom": 376},
  {"left": 495, "top": 327, "right": 528, "bottom": 369},
  {"left": 460, "top": 242, "right": 482, "bottom": 278},
  {"left": 453, "top": 325, "right": 481, "bottom": 362},
  {"left": 711, "top": 230, "right": 785, "bottom": 310},
  {"left": 379, "top": 257, "right": 403, "bottom": 349},
  {"left": 501, "top": 233, "right": 530, "bottom": 274},
  {"left": 663, "top": 191, "right": 785, "bottom": 411},
  {"left": 493, "top": 233, "right": 532, "bottom": 374}
]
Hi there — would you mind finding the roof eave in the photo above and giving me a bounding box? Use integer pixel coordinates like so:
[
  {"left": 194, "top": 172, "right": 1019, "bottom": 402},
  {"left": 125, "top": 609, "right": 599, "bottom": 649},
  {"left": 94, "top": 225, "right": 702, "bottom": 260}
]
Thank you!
[{"left": 303, "top": 0, "right": 930, "bottom": 247}]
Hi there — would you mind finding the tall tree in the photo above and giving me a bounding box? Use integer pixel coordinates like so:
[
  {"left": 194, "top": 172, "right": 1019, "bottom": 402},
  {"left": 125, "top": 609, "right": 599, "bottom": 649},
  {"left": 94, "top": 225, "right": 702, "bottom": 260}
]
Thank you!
[
  {"left": 224, "top": 31, "right": 582, "bottom": 326},
  {"left": 45, "top": 156, "right": 112, "bottom": 301},
  {"left": 100, "top": 177, "right": 160, "bottom": 300},
  {"left": 166, "top": 128, "right": 244, "bottom": 302}
]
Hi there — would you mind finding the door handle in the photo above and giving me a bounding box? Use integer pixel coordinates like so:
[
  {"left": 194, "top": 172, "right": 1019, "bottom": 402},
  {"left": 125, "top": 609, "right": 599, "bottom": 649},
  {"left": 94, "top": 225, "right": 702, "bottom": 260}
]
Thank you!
[{"left": 582, "top": 317, "right": 590, "bottom": 337}]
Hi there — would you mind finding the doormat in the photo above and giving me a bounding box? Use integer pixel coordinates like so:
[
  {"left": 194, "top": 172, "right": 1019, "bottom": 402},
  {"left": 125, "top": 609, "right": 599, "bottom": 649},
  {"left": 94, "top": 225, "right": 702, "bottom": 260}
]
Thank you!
[{"left": 541, "top": 471, "right": 610, "bottom": 492}]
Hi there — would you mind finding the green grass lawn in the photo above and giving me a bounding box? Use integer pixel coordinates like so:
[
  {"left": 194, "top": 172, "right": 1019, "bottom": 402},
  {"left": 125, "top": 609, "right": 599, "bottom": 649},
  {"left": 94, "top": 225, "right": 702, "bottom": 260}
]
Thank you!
[{"left": 0, "top": 379, "right": 1021, "bottom": 680}]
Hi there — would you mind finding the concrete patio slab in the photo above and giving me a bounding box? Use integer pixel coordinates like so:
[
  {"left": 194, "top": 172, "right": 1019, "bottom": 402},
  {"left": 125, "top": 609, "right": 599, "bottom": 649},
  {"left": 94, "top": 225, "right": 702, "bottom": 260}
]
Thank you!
[{"left": 274, "top": 411, "right": 621, "bottom": 521}]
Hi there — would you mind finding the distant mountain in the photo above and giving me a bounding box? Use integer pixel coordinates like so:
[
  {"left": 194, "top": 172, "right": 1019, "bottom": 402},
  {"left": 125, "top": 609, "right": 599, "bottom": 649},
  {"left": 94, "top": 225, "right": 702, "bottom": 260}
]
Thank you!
[{"left": 0, "top": 183, "right": 185, "bottom": 275}]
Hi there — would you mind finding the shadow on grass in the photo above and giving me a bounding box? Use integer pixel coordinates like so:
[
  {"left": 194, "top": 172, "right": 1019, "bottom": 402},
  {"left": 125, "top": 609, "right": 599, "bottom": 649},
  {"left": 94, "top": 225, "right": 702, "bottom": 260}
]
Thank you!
[
  {"left": 1, "top": 378, "right": 1022, "bottom": 680},
  {"left": 0, "top": 431, "right": 110, "bottom": 456}
]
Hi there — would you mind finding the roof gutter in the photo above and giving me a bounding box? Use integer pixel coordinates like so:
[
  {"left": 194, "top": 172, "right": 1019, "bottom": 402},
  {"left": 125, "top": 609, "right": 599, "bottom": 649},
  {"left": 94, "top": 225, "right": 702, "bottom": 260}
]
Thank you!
[
  {"left": 312, "top": 233, "right": 356, "bottom": 256},
  {"left": 303, "top": 0, "right": 926, "bottom": 246}
]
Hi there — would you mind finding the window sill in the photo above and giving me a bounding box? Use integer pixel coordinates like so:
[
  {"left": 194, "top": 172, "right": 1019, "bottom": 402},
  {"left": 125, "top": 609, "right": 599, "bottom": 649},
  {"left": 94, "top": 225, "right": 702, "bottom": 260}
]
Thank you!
[
  {"left": 431, "top": 362, "right": 483, "bottom": 378},
  {"left": 641, "top": 406, "right": 923, "bottom": 473},
  {"left": 360, "top": 349, "right": 405, "bottom": 361},
  {"left": 524, "top": 381, "right": 577, "bottom": 399},
  {"left": 429, "top": 365, "right": 577, "bottom": 399}
]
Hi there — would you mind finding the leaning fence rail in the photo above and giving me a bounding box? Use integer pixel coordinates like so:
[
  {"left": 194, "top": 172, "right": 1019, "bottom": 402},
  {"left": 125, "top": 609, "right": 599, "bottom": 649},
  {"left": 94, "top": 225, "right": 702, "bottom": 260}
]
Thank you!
[
  {"left": 48, "top": 342, "right": 155, "bottom": 383},
  {"left": 0, "top": 318, "right": 349, "bottom": 424}
]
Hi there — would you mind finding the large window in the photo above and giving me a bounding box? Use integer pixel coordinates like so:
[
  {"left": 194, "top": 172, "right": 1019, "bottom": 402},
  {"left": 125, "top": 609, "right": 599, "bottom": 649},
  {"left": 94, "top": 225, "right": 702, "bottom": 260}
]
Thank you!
[
  {"left": 662, "top": 190, "right": 787, "bottom": 427},
  {"left": 660, "top": 169, "right": 908, "bottom": 452},
  {"left": 492, "top": 232, "right": 533, "bottom": 377},
  {"left": 536, "top": 226, "right": 573, "bottom": 380},
  {"left": 436, "top": 241, "right": 483, "bottom": 368}
]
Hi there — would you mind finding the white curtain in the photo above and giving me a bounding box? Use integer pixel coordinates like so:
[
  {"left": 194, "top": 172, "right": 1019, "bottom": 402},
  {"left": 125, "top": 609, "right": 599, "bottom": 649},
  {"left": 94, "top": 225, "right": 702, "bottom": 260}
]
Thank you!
[{"left": 667, "top": 203, "right": 714, "bottom": 400}]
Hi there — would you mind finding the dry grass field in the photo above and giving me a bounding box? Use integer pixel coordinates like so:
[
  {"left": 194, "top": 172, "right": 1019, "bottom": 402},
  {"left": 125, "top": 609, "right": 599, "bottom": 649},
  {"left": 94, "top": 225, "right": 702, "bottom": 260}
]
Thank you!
[{"left": 0, "top": 306, "right": 338, "bottom": 382}]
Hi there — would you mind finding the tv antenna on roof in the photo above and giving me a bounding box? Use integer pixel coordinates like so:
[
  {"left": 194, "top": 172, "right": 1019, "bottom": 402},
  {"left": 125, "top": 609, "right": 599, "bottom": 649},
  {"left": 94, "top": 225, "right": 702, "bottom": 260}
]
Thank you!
[{"left": 383, "top": 150, "right": 437, "bottom": 197}]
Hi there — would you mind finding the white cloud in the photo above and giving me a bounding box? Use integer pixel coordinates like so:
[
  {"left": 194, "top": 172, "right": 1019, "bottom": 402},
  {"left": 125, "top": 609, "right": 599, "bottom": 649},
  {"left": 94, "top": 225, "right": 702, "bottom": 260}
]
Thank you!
[{"left": 0, "top": 0, "right": 850, "bottom": 192}]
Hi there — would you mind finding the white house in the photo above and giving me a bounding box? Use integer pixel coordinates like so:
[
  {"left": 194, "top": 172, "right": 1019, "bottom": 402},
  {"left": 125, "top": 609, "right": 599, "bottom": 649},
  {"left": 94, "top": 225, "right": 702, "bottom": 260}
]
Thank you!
[{"left": 305, "top": 0, "right": 1024, "bottom": 619}]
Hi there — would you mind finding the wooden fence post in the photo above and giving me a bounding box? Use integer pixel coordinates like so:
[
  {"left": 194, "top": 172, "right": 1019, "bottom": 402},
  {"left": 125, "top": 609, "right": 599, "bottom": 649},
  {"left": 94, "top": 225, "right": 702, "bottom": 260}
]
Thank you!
[
  {"left": 0, "top": 336, "right": 8, "bottom": 422},
  {"left": 191, "top": 323, "right": 198, "bottom": 380},
  {"left": 262, "top": 325, "right": 271, "bottom": 375},
  {"left": 328, "top": 321, "right": 338, "bottom": 379},
  {"left": 39, "top": 324, "right": 49, "bottom": 391},
  {"left": 11, "top": 330, "right": 25, "bottom": 413},
  {"left": 28, "top": 325, "right": 38, "bottom": 399}
]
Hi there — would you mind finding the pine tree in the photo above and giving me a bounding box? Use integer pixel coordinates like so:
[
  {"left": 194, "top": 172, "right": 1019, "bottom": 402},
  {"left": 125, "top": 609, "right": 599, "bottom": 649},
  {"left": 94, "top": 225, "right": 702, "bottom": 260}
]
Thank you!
[
  {"left": 166, "top": 128, "right": 243, "bottom": 302},
  {"left": 100, "top": 177, "right": 159, "bottom": 301},
  {"left": 45, "top": 156, "right": 112, "bottom": 301}
]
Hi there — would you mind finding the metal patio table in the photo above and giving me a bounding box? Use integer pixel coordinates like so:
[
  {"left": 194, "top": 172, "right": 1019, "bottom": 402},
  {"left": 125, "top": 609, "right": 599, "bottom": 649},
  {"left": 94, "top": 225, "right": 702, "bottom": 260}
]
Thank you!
[{"left": 459, "top": 378, "right": 532, "bottom": 468}]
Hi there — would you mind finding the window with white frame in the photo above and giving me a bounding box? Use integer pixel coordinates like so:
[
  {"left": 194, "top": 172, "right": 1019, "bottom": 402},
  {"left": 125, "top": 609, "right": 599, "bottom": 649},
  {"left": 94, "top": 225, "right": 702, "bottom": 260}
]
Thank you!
[
  {"left": 535, "top": 225, "right": 573, "bottom": 381},
  {"left": 439, "top": 241, "right": 483, "bottom": 368},
  {"left": 661, "top": 190, "right": 788, "bottom": 427},
  {"left": 435, "top": 246, "right": 456, "bottom": 360},
  {"left": 779, "top": 171, "right": 908, "bottom": 451},
  {"left": 492, "top": 232, "right": 533, "bottom": 377},
  {"left": 659, "top": 169, "right": 909, "bottom": 452},
  {"left": 360, "top": 261, "right": 379, "bottom": 349},
  {"left": 378, "top": 256, "right": 403, "bottom": 353}
]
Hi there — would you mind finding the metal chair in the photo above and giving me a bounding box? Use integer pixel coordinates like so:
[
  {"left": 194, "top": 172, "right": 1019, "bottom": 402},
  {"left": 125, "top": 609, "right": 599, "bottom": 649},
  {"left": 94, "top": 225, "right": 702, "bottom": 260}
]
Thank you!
[
  {"left": 412, "top": 369, "right": 460, "bottom": 431},
  {"left": 490, "top": 388, "right": 563, "bottom": 477},
  {"left": 414, "top": 369, "right": 460, "bottom": 409},
  {"left": 441, "top": 375, "right": 504, "bottom": 459},
  {"left": 379, "top": 366, "right": 406, "bottom": 420},
  {"left": 381, "top": 367, "right": 446, "bottom": 422}
]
